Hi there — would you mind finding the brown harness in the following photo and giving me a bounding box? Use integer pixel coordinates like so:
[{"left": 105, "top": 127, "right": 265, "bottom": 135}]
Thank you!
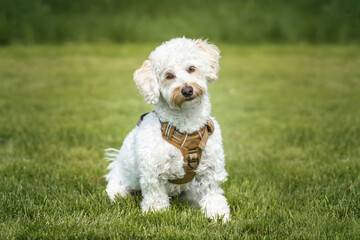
[{"left": 137, "top": 112, "right": 214, "bottom": 184}]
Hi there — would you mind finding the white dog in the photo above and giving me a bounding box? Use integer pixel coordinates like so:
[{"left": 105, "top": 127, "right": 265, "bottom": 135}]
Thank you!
[{"left": 105, "top": 37, "right": 230, "bottom": 221}]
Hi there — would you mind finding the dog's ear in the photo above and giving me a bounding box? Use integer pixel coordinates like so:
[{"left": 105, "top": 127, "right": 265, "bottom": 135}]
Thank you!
[
  {"left": 195, "top": 39, "right": 221, "bottom": 83},
  {"left": 133, "top": 60, "right": 159, "bottom": 104}
]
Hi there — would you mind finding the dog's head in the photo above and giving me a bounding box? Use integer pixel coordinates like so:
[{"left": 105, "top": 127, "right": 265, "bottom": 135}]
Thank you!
[{"left": 133, "top": 38, "right": 220, "bottom": 108}]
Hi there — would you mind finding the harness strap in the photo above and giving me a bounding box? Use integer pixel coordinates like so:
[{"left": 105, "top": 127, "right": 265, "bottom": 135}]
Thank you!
[{"left": 137, "top": 112, "right": 214, "bottom": 184}]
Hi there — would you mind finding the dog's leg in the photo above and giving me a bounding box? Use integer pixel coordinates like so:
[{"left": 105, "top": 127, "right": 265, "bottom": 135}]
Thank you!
[
  {"left": 191, "top": 120, "right": 230, "bottom": 222},
  {"left": 106, "top": 178, "right": 131, "bottom": 201},
  {"left": 105, "top": 142, "right": 139, "bottom": 201},
  {"left": 139, "top": 176, "right": 170, "bottom": 212},
  {"left": 196, "top": 182, "right": 230, "bottom": 222},
  {"left": 191, "top": 155, "right": 230, "bottom": 221},
  {"left": 188, "top": 174, "right": 230, "bottom": 222},
  {"left": 183, "top": 168, "right": 230, "bottom": 221},
  {"left": 105, "top": 150, "right": 132, "bottom": 200}
]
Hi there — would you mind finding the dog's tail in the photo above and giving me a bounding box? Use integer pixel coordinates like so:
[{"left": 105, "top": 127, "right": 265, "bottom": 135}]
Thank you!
[
  {"left": 104, "top": 148, "right": 120, "bottom": 162},
  {"left": 104, "top": 148, "right": 122, "bottom": 183}
]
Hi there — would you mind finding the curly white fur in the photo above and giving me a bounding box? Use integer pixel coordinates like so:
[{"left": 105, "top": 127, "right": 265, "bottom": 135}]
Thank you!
[{"left": 105, "top": 37, "right": 230, "bottom": 221}]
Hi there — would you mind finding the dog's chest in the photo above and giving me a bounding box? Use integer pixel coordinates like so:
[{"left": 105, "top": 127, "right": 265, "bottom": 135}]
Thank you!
[{"left": 158, "top": 143, "right": 185, "bottom": 178}]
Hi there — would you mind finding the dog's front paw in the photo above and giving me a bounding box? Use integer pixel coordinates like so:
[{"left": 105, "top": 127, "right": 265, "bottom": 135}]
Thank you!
[
  {"left": 200, "top": 195, "right": 230, "bottom": 223},
  {"left": 141, "top": 197, "right": 170, "bottom": 213}
]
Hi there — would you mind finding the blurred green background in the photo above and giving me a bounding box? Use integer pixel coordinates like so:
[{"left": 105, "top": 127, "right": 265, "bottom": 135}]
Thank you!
[{"left": 1, "top": 0, "right": 360, "bottom": 45}]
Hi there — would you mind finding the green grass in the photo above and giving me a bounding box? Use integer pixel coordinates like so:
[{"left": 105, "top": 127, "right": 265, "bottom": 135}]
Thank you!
[
  {"left": 1, "top": 0, "right": 360, "bottom": 45},
  {"left": 0, "top": 43, "right": 360, "bottom": 239}
]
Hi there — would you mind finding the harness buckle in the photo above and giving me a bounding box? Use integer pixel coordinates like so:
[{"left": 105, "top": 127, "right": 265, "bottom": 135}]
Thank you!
[{"left": 188, "top": 157, "right": 199, "bottom": 169}]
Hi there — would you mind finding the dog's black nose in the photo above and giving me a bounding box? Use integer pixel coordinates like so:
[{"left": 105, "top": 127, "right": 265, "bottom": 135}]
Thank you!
[{"left": 181, "top": 86, "right": 193, "bottom": 97}]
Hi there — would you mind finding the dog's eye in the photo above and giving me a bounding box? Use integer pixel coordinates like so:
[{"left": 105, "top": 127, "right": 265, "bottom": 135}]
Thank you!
[
  {"left": 187, "top": 66, "right": 196, "bottom": 74},
  {"left": 165, "top": 73, "right": 175, "bottom": 80}
]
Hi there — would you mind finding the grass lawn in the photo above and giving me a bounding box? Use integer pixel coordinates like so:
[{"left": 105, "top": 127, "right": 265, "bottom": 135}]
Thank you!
[{"left": 0, "top": 43, "right": 360, "bottom": 239}]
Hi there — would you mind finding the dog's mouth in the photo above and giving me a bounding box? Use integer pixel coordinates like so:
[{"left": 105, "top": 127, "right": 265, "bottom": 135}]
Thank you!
[{"left": 172, "top": 82, "right": 206, "bottom": 107}]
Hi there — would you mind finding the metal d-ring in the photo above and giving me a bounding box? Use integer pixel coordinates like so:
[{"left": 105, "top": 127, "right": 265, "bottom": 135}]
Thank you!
[{"left": 188, "top": 158, "right": 199, "bottom": 169}]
